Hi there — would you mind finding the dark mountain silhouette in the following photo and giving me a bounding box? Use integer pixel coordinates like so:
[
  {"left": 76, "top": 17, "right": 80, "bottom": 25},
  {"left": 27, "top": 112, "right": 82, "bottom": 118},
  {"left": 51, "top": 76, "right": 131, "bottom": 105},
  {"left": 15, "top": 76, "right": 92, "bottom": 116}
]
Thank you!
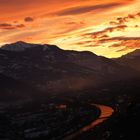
[
  {"left": 0, "top": 42, "right": 140, "bottom": 140},
  {"left": 0, "top": 41, "right": 138, "bottom": 94},
  {"left": 115, "top": 49, "right": 140, "bottom": 71}
]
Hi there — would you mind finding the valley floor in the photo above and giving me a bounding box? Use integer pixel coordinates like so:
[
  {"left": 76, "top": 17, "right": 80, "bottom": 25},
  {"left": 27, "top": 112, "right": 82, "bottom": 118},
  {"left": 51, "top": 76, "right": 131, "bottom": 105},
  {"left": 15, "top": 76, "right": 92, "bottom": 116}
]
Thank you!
[{"left": 0, "top": 78, "right": 140, "bottom": 140}]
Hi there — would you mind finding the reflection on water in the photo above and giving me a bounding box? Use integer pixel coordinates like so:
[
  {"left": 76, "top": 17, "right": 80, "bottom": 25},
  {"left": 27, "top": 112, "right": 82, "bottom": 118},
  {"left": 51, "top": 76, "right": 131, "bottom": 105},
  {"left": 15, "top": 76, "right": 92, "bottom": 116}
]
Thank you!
[{"left": 64, "top": 104, "right": 114, "bottom": 140}]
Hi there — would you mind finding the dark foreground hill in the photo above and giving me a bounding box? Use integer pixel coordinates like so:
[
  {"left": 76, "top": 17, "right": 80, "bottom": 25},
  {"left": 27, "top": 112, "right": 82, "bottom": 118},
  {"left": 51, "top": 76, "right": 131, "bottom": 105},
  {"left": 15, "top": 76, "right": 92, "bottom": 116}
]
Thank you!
[{"left": 0, "top": 73, "right": 38, "bottom": 102}]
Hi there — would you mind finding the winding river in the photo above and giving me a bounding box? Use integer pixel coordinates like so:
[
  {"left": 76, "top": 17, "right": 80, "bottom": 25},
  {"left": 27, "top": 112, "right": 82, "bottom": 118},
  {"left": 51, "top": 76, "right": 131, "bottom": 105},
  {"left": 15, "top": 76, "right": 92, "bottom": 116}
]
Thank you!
[{"left": 63, "top": 104, "right": 114, "bottom": 140}]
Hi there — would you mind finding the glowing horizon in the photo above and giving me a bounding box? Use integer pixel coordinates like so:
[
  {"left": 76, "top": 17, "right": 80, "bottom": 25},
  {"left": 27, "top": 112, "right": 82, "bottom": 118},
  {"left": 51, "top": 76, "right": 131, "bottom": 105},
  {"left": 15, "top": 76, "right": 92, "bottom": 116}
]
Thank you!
[{"left": 0, "top": 0, "right": 140, "bottom": 58}]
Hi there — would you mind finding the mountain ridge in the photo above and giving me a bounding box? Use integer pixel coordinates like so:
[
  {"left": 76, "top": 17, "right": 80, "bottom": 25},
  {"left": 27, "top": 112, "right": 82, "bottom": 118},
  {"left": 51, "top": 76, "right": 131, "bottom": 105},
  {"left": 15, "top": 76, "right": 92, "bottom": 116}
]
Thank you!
[
  {"left": 0, "top": 41, "right": 139, "bottom": 94},
  {"left": 1, "top": 41, "right": 63, "bottom": 52},
  {"left": 115, "top": 49, "right": 140, "bottom": 72}
]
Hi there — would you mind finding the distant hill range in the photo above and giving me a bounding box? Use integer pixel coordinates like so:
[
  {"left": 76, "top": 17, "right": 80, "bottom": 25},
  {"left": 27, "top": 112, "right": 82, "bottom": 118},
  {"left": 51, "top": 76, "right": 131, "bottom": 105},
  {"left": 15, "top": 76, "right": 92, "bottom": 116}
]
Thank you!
[
  {"left": 115, "top": 49, "right": 140, "bottom": 72},
  {"left": 0, "top": 41, "right": 139, "bottom": 99}
]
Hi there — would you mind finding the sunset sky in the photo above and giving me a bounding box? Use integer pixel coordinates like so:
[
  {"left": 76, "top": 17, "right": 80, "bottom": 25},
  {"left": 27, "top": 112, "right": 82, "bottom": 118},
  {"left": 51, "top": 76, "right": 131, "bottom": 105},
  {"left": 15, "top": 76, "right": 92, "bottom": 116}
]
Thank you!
[{"left": 0, "top": 0, "right": 140, "bottom": 58}]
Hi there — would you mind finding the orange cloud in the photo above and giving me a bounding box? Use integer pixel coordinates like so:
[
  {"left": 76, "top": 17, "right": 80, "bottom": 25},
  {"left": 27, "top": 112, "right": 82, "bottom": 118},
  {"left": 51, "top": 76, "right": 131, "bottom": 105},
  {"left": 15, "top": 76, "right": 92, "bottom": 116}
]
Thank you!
[{"left": 0, "top": 0, "right": 139, "bottom": 58}]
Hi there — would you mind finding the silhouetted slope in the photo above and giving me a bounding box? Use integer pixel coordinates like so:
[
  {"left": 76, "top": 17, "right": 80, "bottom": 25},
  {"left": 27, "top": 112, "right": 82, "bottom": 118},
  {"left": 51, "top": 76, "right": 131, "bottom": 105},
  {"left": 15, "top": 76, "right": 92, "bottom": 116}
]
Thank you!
[
  {"left": 0, "top": 73, "right": 37, "bottom": 101},
  {"left": 115, "top": 49, "right": 140, "bottom": 71}
]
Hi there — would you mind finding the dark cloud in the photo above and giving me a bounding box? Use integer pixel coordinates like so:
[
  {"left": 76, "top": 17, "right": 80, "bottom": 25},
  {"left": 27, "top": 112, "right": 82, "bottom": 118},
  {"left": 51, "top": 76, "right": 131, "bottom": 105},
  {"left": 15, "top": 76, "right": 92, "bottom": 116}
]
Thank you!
[
  {"left": 103, "top": 37, "right": 140, "bottom": 52},
  {"left": 109, "top": 17, "right": 128, "bottom": 25},
  {"left": 109, "top": 43, "right": 122, "bottom": 48},
  {"left": 78, "top": 25, "right": 128, "bottom": 48},
  {"left": 136, "top": 12, "right": 140, "bottom": 16},
  {"left": 75, "top": 36, "right": 140, "bottom": 51},
  {"left": 109, "top": 12, "right": 140, "bottom": 26},
  {"left": 100, "top": 35, "right": 109, "bottom": 39},
  {"left": 117, "top": 17, "right": 127, "bottom": 24},
  {"left": 118, "top": 38, "right": 140, "bottom": 52},
  {"left": 116, "top": 48, "right": 128, "bottom": 52},
  {"left": 0, "top": 23, "right": 15, "bottom": 30},
  {"left": 0, "top": 23, "right": 25, "bottom": 30},
  {"left": 24, "top": 17, "right": 34, "bottom": 22},
  {"left": 100, "top": 37, "right": 140, "bottom": 42},
  {"left": 0, "top": 23, "right": 11, "bottom": 26},
  {"left": 75, "top": 40, "right": 93, "bottom": 45},
  {"left": 110, "top": 21, "right": 119, "bottom": 25},
  {"left": 135, "top": 25, "right": 139, "bottom": 28},
  {"left": 51, "top": 3, "right": 121, "bottom": 16},
  {"left": 16, "top": 24, "right": 25, "bottom": 28},
  {"left": 74, "top": 35, "right": 109, "bottom": 48},
  {"left": 128, "top": 14, "right": 135, "bottom": 19},
  {"left": 65, "top": 21, "right": 85, "bottom": 25},
  {"left": 84, "top": 25, "right": 127, "bottom": 39}
]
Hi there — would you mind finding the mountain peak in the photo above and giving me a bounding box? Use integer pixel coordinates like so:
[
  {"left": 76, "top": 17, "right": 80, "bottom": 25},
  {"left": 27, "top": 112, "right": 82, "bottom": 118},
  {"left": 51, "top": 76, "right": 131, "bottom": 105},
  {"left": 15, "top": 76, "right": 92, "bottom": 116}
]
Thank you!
[
  {"left": 15, "top": 41, "right": 28, "bottom": 44},
  {"left": 0, "top": 41, "right": 61, "bottom": 52},
  {"left": 1, "top": 41, "right": 37, "bottom": 51}
]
